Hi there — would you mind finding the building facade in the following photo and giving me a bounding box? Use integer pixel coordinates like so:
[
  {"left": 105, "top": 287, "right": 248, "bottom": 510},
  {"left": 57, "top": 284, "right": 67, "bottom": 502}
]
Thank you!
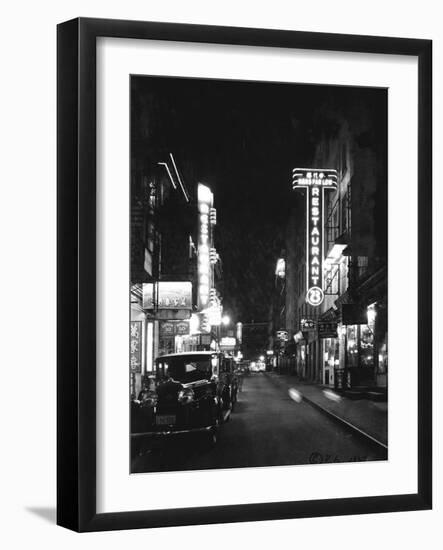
[
  {"left": 286, "top": 102, "right": 388, "bottom": 392},
  {"left": 130, "top": 156, "right": 225, "bottom": 397}
]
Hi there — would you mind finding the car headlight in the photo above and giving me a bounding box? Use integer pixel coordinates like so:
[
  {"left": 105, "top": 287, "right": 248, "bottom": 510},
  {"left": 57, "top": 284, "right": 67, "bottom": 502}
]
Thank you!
[{"left": 178, "top": 388, "right": 194, "bottom": 404}]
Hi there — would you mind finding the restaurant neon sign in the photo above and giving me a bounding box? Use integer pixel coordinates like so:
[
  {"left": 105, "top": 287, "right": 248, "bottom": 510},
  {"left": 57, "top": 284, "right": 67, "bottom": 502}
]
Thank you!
[
  {"left": 292, "top": 168, "right": 338, "bottom": 307},
  {"left": 197, "top": 184, "right": 213, "bottom": 309}
]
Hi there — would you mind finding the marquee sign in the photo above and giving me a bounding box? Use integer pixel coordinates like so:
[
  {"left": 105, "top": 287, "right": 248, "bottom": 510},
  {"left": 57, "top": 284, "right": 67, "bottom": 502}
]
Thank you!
[
  {"left": 142, "top": 281, "right": 192, "bottom": 310},
  {"left": 292, "top": 168, "right": 338, "bottom": 307}
]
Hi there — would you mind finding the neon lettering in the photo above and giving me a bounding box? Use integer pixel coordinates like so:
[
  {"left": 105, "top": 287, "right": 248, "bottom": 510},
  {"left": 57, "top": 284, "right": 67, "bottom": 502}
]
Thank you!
[{"left": 292, "top": 168, "right": 338, "bottom": 307}]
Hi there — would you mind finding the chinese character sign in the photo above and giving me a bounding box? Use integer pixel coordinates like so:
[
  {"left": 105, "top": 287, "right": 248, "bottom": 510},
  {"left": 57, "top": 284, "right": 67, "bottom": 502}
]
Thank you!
[
  {"left": 130, "top": 321, "right": 142, "bottom": 373},
  {"left": 292, "top": 168, "right": 337, "bottom": 307},
  {"left": 159, "top": 320, "right": 190, "bottom": 337},
  {"left": 142, "top": 281, "right": 192, "bottom": 310}
]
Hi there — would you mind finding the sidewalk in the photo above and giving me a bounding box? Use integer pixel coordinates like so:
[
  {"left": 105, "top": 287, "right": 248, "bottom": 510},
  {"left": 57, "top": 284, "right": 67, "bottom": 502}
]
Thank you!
[{"left": 265, "top": 372, "right": 387, "bottom": 446}]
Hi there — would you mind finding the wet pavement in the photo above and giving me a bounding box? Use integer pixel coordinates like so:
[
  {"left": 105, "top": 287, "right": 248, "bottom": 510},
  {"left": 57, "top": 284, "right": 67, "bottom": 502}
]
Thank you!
[{"left": 131, "top": 372, "right": 387, "bottom": 474}]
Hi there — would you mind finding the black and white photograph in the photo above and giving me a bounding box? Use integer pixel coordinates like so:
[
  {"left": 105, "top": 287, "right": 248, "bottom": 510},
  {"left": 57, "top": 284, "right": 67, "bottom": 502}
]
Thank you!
[
  {"left": 0, "top": 0, "right": 437, "bottom": 543},
  {"left": 129, "top": 76, "right": 388, "bottom": 474}
]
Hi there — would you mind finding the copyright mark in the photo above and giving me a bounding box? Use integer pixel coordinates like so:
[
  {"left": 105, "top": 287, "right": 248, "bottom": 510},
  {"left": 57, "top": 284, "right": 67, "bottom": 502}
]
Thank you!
[{"left": 309, "top": 452, "right": 323, "bottom": 464}]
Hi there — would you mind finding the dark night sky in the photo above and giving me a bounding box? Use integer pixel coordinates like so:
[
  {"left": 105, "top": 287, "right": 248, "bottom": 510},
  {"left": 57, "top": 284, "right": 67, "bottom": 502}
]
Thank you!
[{"left": 131, "top": 76, "right": 386, "bottom": 324}]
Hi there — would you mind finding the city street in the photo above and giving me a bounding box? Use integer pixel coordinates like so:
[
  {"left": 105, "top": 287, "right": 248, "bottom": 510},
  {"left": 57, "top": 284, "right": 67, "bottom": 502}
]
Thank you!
[
  {"left": 131, "top": 372, "right": 387, "bottom": 474},
  {"left": 130, "top": 78, "right": 389, "bottom": 474}
]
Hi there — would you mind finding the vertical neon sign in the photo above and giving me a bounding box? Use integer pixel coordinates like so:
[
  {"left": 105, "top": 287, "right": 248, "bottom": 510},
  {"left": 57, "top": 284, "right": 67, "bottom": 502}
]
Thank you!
[
  {"left": 197, "top": 184, "right": 213, "bottom": 310},
  {"left": 292, "top": 168, "right": 337, "bottom": 307}
]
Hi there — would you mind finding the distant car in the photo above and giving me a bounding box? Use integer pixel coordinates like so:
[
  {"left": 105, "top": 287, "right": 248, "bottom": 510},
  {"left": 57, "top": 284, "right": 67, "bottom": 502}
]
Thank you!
[
  {"left": 250, "top": 362, "right": 259, "bottom": 373},
  {"left": 258, "top": 361, "right": 266, "bottom": 372},
  {"left": 131, "top": 351, "right": 238, "bottom": 448}
]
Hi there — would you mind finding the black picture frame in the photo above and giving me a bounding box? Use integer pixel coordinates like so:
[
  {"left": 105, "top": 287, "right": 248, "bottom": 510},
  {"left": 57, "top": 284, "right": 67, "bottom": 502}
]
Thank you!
[{"left": 57, "top": 17, "right": 432, "bottom": 532}]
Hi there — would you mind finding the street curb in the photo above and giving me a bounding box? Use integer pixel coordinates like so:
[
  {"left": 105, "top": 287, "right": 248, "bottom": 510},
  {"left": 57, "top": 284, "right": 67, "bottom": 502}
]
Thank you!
[
  {"left": 265, "top": 373, "right": 388, "bottom": 452},
  {"left": 300, "top": 394, "right": 388, "bottom": 452}
]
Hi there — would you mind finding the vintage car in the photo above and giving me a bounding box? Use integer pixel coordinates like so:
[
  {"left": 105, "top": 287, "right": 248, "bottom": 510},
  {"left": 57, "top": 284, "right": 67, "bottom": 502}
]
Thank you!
[{"left": 131, "top": 351, "right": 238, "bottom": 448}]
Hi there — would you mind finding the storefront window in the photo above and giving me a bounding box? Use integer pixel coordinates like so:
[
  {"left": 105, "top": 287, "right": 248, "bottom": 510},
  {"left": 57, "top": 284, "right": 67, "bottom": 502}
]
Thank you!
[
  {"left": 299, "top": 344, "right": 306, "bottom": 378},
  {"left": 324, "top": 338, "right": 339, "bottom": 385},
  {"left": 360, "top": 324, "right": 374, "bottom": 367},
  {"left": 159, "top": 336, "right": 174, "bottom": 356},
  {"left": 378, "top": 338, "right": 388, "bottom": 374},
  {"left": 324, "top": 338, "right": 339, "bottom": 368},
  {"left": 346, "top": 325, "right": 359, "bottom": 367},
  {"left": 345, "top": 324, "right": 375, "bottom": 369}
]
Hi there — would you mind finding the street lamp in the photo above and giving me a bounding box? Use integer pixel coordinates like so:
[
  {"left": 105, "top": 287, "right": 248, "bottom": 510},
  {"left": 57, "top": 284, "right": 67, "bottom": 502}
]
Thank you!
[
  {"left": 367, "top": 303, "right": 377, "bottom": 326},
  {"left": 275, "top": 258, "right": 285, "bottom": 279},
  {"left": 222, "top": 315, "right": 231, "bottom": 326}
]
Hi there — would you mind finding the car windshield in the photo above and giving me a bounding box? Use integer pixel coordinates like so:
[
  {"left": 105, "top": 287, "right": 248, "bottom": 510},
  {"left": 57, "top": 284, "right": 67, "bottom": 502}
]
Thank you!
[{"left": 156, "top": 355, "right": 213, "bottom": 383}]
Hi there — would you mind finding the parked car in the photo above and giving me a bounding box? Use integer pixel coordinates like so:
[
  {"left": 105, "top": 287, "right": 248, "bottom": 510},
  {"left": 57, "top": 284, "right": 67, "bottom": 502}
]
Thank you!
[{"left": 131, "top": 351, "right": 238, "bottom": 448}]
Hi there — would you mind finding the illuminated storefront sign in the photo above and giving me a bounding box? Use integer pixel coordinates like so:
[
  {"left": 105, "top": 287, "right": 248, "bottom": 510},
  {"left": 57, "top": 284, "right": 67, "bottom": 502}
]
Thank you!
[
  {"left": 197, "top": 184, "right": 214, "bottom": 309},
  {"left": 142, "top": 281, "right": 192, "bottom": 310},
  {"left": 220, "top": 337, "right": 236, "bottom": 350},
  {"left": 130, "top": 321, "right": 142, "bottom": 373},
  {"left": 176, "top": 321, "right": 189, "bottom": 336},
  {"left": 159, "top": 320, "right": 190, "bottom": 337},
  {"left": 300, "top": 318, "right": 316, "bottom": 332},
  {"left": 159, "top": 321, "right": 175, "bottom": 337},
  {"left": 292, "top": 168, "right": 338, "bottom": 306}
]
